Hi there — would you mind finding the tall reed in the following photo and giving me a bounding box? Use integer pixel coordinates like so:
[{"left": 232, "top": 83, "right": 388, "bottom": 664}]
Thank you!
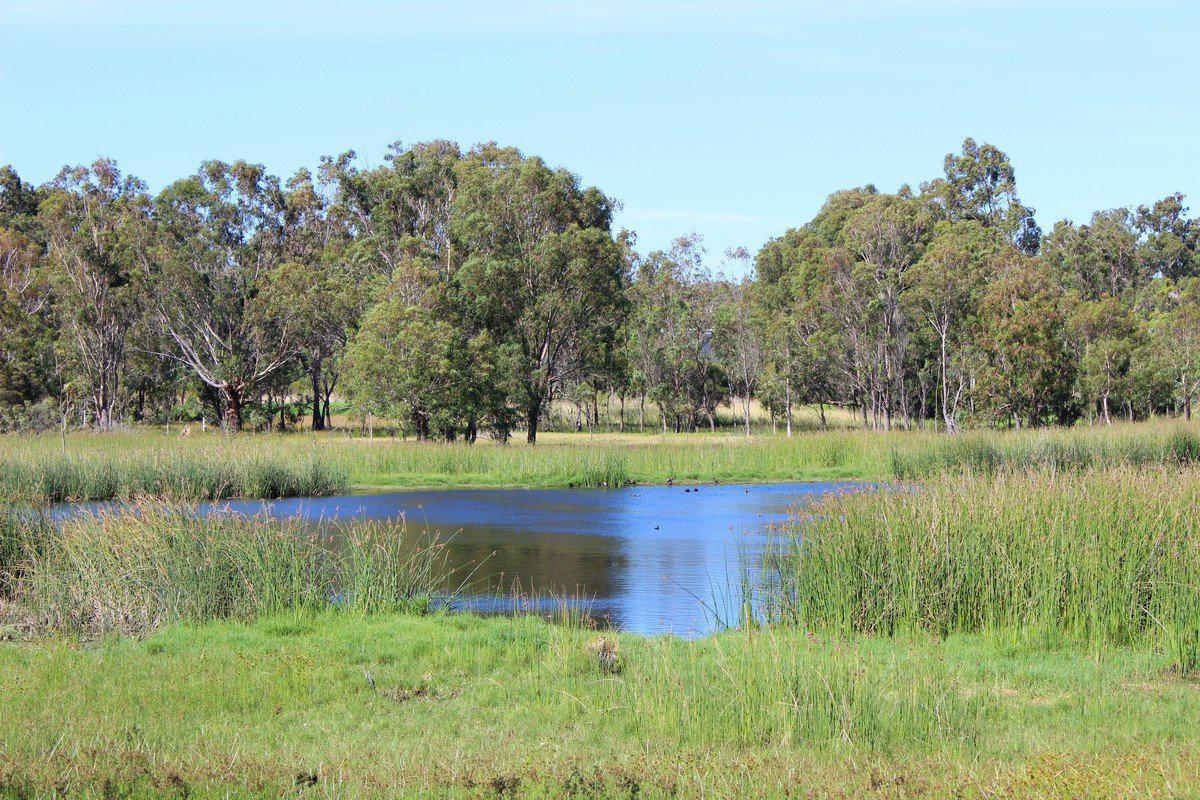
[
  {"left": 0, "top": 451, "right": 347, "bottom": 503},
  {"left": 770, "top": 468, "right": 1200, "bottom": 671},
  {"left": 891, "top": 424, "right": 1200, "bottom": 478},
  {"left": 8, "top": 506, "right": 451, "bottom": 637}
]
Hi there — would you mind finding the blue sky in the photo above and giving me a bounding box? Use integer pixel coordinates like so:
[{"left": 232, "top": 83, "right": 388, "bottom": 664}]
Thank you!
[{"left": 2, "top": 0, "right": 1198, "bottom": 275}]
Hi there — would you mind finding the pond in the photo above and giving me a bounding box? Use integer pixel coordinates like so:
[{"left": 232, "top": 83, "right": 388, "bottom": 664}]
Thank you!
[{"left": 199, "top": 481, "right": 864, "bottom": 636}]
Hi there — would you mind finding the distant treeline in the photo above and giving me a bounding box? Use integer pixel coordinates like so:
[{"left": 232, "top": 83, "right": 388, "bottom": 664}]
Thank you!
[{"left": 1, "top": 138, "right": 1197, "bottom": 439}]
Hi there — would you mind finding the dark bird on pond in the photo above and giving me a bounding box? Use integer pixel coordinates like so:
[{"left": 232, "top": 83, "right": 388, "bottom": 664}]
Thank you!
[{"left": 654, "top": 525, "right": 660, "bottom": 530}]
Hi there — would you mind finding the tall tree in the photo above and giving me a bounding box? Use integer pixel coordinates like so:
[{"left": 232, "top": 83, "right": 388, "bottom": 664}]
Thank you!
[
  {"left": 907, "top": 220, "right": 999, "bottom": 433},
  {"left": 975, "top": 255, "right": 1076, "bottom": 427},
  {"left": 1068, "top": 296, "right": 1142, "bottom": 424},
  {"left": 1136, "top": 193, "right": 1198, "bottom": 282},
  {"left": 1043, "top": 209, "right": 1146, "bottom": 299},
  {"left": 450, "top": 144, "right": 626, "bottom": 442},
  {"left": 40, "top": 159, "right": 150, "bottom": 429},
  {"left": 838, "top": 192, "right": 934, "bottom": 429},
  {"left": 714, "top": 256, "right": 764, "bottom": 436},
  {"left": 923, "top": 138, "right": 1041, "bottom": 253},
  {"left": 151, "top": 161, "right": 304, "bottom": 429}
]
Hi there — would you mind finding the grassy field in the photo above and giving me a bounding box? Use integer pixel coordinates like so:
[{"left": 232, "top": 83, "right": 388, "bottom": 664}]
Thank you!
[
  {"left": 1, "top": 464, "right": 1199, "bottom": 797},
  {"left": 3, "top": 418, "right": 1200, "bottom": 501},
  {"left": 2, "top": 612, "right": 1199, "bottom": 799}
]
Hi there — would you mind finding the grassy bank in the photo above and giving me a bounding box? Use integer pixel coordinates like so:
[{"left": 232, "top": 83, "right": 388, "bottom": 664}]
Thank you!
[
  {"left": 772, "top": 467, "right": 1200, "bottom": 673},
  {"left": 5, "top": 420, "right": 1200, "bottom": 501},
  {"left": 3, "top": 612, "right": 1199, "bottom": 799}
]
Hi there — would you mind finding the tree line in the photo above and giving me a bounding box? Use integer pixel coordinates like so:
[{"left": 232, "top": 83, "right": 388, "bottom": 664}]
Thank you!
[{"left": 0, "top": 138, "right": 1197, "bottom": 439}]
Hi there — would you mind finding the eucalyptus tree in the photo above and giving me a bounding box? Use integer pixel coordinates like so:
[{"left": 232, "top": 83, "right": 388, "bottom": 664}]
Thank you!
[
  {"left": 975, "top": 253, "right": 1077, "bottom": 427},
  {"left": 1068, "top": 296, "right": 1142, "bottom": 424},
  {"left": 450, "top": 144, "right": 626, "bottom": 442},
  {"left": 40, "top": 159, "right": 152, "bottom": 429},
  {"left": 628, "top": 235, "right": 723, "bottom": 432},
  {"left": 923, "top": 137, "right": 1040, "bottom": 253},
  {"left": 838, "top": 192, "right": 935, "bottom": 429},
  {"left": 1043, "top": 209, "right": 1146, "bottom": 300},
  {"left": 906, "top": 220, "right": 1000, "bottom": 433},
  {"left": 714, "top": 261, "right": 764, "bottom": 435},
  {"left": 320, "top": 140, "right": 461, "bottom": 289},
  {"left": 0, "top": 225, "right": 54, "bottom": 417},
  {"left": 755, "top": 227, "right": 840, "bottom": 432},
  {"left": 1156, "top": 278, "right": 1200, "bottom": 419},
  {"left": 151, "top": 161, "right": 306, "bottom": 430},
  {"left": 1137, "top": 193, "right": 1198, "bottom": 282}
]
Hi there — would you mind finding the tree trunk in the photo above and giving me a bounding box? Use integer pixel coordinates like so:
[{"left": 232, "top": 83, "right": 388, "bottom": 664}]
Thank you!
[
  {"left": 222, "top": 384, "right": 243, "bottom": 431},
  {"left": 742, "top": 394, "right": 751, "bottom": 436},
  {"left": 527, "top": 398, "right": 541, "bottom": 444},
  {"left": 784, "top": 377, "right": 793, "bottom": 437},
  {"left": 310, "top": 359, "right": 325, "bottom": 431}
]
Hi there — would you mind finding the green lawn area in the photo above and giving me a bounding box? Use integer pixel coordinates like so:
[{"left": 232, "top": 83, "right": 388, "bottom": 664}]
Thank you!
[{"left": 3, "top": 612, "right": 1199, "bottom": 799}]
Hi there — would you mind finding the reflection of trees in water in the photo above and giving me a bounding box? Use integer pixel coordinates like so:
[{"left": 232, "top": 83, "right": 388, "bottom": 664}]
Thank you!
[
  {"left": 428, "top": 524, "right": 630, "bottom": 631},
  {"left": 436, "top": 524, "right": 628, "bottom": 601}
]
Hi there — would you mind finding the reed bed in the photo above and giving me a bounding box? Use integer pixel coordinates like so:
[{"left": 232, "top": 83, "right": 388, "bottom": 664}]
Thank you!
[
  {"left": 770, "top": 467, "right": 1200, "bottom": 672},
  {"left": 0, "top": 450, "right": 348, "bottom": 503},
  {"left": 3, "top": 506, "right": 450, "bottom": 637},
  {"left": 0, "top": 428, "right": 898, "bottom": 498},
  {"left": 891, "top": 423, "right": 1200, "bottom": 477},
  {"left": 5, "top": 420, "right": 1199, "bottom": 504}
]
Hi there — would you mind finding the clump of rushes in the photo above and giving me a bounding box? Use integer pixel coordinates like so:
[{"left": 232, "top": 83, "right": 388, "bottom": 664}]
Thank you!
[
  {"left": 0, "top": 451, "right": 347, "bottom": 503},
  {"left": 8, "top": 504, "right": 451, "bottom": 637},
  {"left": 891, "top": 424, "right": 1200, "bottom": 478},
  {"left": 771, "top": 467, "right": 1200, "bottom": 673}
]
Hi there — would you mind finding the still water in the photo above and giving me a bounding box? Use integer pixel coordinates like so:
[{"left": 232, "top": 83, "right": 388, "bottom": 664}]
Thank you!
[{"left": 204, "top": 481, "right": 862, "bottom": 636}]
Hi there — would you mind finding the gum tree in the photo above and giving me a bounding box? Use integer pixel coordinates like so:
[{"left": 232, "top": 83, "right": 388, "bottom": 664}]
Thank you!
[
  {"left": 151, "top": 161, "right": 304, "bottom": 430},
  {"left": 450, "top": 144, "right": 626, "bottom": 442}
]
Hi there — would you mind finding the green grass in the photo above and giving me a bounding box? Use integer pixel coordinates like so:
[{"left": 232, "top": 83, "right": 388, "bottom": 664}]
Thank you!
[
  {"left": 3, "top": 507, "right": 449, "bottom": 638},
  {"left": 0, "top": 419, "right": 1195, "bottom": 504},
  {"left": 0, "top": 445, "right": 347, "bottom": 503},
  {"left": 2, "top": 612, "right": 1199, "bottom": 798},
  {"left": 771, "top": 467, "right": 1200, "bottom": 673},
  {"left": 5, "top": 462, "right": 1200, "bottom": 796},
  {"left": 4, "top": 420, "right": 1200, "bottom": 503},
  {"left": 891, "top": 422, "right": 1200, "bottom": 477}
]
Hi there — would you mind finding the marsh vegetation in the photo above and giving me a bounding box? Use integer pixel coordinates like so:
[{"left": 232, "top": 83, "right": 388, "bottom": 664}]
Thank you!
[{"left": 1, "top": 425, "right": 1199, "bottom": 796}]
